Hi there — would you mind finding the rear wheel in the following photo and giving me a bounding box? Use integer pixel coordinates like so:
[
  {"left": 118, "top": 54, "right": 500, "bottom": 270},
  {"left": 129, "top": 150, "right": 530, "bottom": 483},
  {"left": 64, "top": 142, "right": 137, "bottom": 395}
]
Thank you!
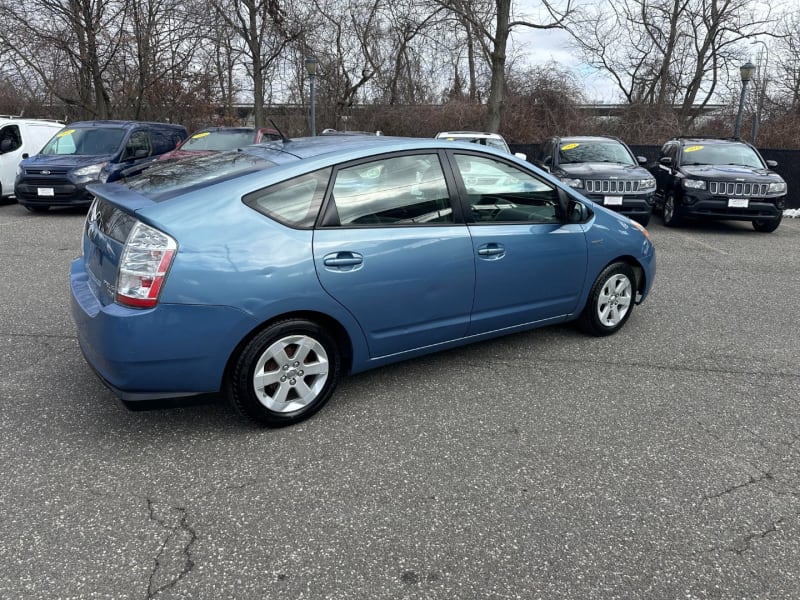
[
  {"left": 662, "top": 193, "right": 681, "bottom": 227},
  {"left": 752, "top": 213, "right": 782, "bottom": 233},
  {"left": 577, "top": 262, "right": 636, "bottom": 336},
  {"left": 229, "top": 319, "right": 341, "bottom": 427}
]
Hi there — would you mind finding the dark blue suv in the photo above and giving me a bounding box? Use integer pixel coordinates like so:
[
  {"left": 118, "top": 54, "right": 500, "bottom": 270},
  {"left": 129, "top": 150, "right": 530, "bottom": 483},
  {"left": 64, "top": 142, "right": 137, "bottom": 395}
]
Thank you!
[{"left": 15, "top": 120, "right": 187, "bottom": 212}]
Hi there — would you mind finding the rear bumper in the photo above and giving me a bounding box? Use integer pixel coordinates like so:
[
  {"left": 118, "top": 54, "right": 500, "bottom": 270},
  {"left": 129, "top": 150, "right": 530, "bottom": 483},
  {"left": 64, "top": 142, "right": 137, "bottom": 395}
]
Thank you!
[{"left": 70, "top": 259, "right": 255, "bottom": 402}]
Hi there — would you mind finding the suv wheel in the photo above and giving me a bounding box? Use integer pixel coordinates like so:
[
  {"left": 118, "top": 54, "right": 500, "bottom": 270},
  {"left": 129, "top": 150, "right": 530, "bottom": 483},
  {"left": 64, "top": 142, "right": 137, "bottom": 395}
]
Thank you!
[
  {"left": 752, "top": 213, "right": 782, "bottom": 233},
  {"left": 662, "top": 193, "right": 681, "bottom": 227}
]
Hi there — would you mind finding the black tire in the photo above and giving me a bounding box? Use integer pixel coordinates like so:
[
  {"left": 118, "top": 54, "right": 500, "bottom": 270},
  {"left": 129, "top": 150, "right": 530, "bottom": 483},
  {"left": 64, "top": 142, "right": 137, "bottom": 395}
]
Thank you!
[
  {"left": 662, "top": 193, "right": 681, "bottom": 227},
  {"left": 229, "top": 319, "right": 341, "bottom": 427},
  {"left": 752, "top": 213, "right": 782, "bottom": 233},
  {"left": 24, "top": 204, "right": 50, "bottom": 213},
  {"left": 577, "top": 262, "right": 636, "bottom": 337}
]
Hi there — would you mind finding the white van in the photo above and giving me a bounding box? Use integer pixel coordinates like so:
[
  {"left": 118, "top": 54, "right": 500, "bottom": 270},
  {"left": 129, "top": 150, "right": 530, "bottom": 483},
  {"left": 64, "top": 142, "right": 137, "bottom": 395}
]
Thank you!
[{"left": 0, "top": 117, "right": 65, "bottom": 199}]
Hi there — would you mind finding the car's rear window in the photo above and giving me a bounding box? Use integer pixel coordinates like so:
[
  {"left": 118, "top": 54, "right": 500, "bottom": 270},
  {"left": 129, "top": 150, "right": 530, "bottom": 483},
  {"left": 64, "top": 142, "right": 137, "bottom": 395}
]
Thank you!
[
  {"left": 181, "top": 129, "right": 255, "bottom": 152},
  {"left": 124, "top": 151, "right": 278, "bottom": 198}
]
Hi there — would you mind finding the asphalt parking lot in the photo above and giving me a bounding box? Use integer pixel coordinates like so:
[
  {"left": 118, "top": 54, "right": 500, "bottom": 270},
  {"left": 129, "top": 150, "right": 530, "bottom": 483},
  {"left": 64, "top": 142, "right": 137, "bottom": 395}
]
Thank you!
[{"left": 2, "top": 201, "right": 800, "bottom": 600}]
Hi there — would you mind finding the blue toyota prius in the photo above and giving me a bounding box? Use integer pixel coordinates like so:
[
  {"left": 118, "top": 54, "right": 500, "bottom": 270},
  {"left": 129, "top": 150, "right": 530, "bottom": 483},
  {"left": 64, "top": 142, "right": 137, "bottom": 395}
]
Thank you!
[{"left": 70, "top": 135, "right": 655, "bottom": 426}]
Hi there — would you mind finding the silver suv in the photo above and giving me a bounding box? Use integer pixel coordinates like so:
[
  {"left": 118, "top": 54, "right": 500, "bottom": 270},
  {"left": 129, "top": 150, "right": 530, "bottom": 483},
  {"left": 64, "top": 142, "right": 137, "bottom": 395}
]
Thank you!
[{"left": 435, "top": 131, "right": 527, "bottom": 160}]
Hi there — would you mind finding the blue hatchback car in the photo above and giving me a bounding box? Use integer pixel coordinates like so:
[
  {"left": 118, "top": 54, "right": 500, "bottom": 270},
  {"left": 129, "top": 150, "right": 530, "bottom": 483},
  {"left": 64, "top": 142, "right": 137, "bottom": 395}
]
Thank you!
[{"left": 70, "top": 135, "right": 656, "bottom": 426}]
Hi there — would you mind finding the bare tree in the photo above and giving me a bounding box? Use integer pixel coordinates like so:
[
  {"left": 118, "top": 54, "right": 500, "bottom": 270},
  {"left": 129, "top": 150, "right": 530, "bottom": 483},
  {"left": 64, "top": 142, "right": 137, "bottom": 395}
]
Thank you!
[
  {"left": 565, "top": 0, "right": 779, "bottom": 127},
  {"left": 0, "top": 0, "right": 128, "bottom": 119},
  {"left": 210, "top": 0, "right": 298, "bottom": 127},
  {"left": 438, "top": 0, "right": 575, "bottom": 132}
]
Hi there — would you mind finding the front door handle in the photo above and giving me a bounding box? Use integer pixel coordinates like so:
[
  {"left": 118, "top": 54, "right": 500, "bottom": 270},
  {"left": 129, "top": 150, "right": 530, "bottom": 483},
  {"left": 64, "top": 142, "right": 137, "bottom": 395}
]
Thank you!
[
  {"left": 323, "top": 251, "right": 364, "bottom": 270},
  {"left": 477, "top": 243, "right": 505, "bottom": 259}
]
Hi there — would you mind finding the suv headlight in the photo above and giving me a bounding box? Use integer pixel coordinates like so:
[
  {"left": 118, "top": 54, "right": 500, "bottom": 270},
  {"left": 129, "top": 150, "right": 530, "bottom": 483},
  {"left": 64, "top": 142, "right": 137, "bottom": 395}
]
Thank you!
[
  {"left": 72, "top": 162, "right": 107, "bottom": 179},
  {"left": 560, "top": 177, "right": 583, "bottom": 189},
  {"left": 683, "top": 179, "right": 706, "bottom": 190},
  {"left": 768, "top": 181, "right": 787, "bottom": 194},
  {"left": 638, "top": 177, "right": 656, "bottom": 192}
]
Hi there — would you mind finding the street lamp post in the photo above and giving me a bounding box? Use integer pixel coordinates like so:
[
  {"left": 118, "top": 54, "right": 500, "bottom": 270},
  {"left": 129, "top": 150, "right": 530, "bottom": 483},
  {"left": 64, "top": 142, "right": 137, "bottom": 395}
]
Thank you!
[
  {"left": 733, "top": 61, "right": 756, "bottom": 139},
  {"left": 305, "top": 56, "right": 318, "bottom": 136},
  {"left": 750, "top": 41, "right": 769, "bottom": 144}
]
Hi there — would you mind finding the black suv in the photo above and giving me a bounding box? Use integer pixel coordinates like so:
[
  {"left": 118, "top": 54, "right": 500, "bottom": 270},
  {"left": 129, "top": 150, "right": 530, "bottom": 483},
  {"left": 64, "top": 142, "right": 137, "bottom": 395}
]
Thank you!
[
  {"left": 650, "top": 137, "right": 787, "bottom": 232},
  {"left": 534, "top": 135, "right": 655, "bottom": 225}
]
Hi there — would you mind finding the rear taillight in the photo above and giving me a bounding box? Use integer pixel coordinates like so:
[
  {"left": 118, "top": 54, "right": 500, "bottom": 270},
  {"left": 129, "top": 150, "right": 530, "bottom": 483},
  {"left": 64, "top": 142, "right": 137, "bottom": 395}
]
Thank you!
[{"left": 116, "top": 222, "right": 177, "bottom": 308}]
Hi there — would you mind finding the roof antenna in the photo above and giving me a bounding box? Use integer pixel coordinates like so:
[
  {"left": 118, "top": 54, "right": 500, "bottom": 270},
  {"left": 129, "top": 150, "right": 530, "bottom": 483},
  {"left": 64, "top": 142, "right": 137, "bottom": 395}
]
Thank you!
[{"left": 269, "top": 119, "right": 291, "bottom": 143}]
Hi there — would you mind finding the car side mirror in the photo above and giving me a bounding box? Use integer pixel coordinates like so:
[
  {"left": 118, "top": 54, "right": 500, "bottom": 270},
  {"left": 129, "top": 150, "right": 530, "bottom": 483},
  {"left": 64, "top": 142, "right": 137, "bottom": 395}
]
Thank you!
[
  {"left": 556, "top": 189, "right": 571, "bottom": 222},
  {"left": 514, "top": 152, "right": 527, "bottom": 161},
  {"left": 637, "top": 156, "right": 647, "bottom": 164},
  {"left": 766, "top": 159, "right": 778, "bottom": 168},
  {"left": 0, "top": 138, "right": 11, "bottom": 153},
  {"left": 22, "top": 153, "right": 29, "bottom": 159},
  {"left": 659, "top": 156, "right": 672, "bottom": 166}
]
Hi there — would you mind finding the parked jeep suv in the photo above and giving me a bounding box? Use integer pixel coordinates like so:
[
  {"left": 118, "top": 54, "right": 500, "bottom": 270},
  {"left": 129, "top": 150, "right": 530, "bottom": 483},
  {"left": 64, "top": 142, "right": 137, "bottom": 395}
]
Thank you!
[
  {"left": 650, "top": 137, "right": 787, "bottom": 232},
  {"left": 15, "top": 120, "right": 187, "bottom": 212},
  {"left": 534, "top": 136, "right": 655, "bottom": 226}
]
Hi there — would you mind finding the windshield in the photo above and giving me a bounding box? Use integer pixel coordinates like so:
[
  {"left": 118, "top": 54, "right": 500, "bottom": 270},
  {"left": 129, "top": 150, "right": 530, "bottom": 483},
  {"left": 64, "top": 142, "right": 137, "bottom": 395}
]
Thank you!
[
  {"left": 680, "top": 143, "right": 764, "bottom": 168},
  {"left": 41, "top": 127, "right": 126, "bottom": 156},
  {"left": 558, "top": 141, "right": 636, "bottom": 165},
  {"left": 123, "top": 151, "right": 277, "bottom": 199},
  {"left": 180, "top": 129, "right": 255, "bottom": 152}
]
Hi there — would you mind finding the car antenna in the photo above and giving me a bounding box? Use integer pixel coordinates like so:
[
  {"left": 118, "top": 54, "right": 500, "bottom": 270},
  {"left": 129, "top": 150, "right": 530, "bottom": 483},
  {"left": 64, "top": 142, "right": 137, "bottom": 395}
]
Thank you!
[{"left": 269, "top": 119, "right": 291, "bottom": 143}]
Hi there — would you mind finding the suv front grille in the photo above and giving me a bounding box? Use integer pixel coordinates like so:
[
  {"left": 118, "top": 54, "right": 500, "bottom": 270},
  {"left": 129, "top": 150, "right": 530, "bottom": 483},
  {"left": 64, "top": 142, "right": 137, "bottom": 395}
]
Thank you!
[
  {"left": 584, "top": 180, "right": 640, "bottom": 194},
  {"left": 709, "top": 181, "right": 769, "bottom": 197}
]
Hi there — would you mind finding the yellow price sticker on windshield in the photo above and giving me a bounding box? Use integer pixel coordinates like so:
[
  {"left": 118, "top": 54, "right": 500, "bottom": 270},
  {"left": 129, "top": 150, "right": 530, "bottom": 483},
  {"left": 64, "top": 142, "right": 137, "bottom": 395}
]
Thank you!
[
  {"left": 684, "top": 145, "right": 704, "bottom": 152},
  {"left": 57, "top": 129, "right": 75, "bottom": 138},
  {"left": 191, "top": 132, "right": 211, "bottom": 139},
  {"left": 560, "top": 143, "right": 579, "bottom": 151}
]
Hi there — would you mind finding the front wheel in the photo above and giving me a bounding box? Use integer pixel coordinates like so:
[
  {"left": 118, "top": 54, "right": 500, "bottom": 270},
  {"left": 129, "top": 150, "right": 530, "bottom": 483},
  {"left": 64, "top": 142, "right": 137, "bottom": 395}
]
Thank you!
[
  {"left": 662, "top": 194, "right": 681, "bottom": 227},
  {"left": 229, "top": 319, "right": 341, "bottom": 427},
  {"left": 577, "top": 262, "right": 636, "bottom": 336},
  {"left": 752, "top": 213, "right": 782, "bottom": 233}
]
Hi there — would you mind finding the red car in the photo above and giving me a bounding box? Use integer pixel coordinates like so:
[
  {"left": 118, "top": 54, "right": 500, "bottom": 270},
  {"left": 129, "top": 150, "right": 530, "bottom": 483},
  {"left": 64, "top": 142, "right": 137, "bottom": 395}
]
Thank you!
[{"left": 158, "top": 126, "right": 281, "bottom": 161}]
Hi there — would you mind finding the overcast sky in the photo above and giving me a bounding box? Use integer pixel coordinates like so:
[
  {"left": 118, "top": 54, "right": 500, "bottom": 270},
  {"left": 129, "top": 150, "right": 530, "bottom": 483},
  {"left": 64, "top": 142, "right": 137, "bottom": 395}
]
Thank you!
[{"left": 507, "top": 18, "right": 620, "bottom": 103}]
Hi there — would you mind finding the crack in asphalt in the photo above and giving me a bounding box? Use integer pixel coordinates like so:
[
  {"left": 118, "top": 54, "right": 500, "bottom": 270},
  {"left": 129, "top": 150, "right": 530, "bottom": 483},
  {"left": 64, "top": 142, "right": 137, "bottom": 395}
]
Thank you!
[
  {"left": 146, "top": 498, "right": 197, "bottom": 599},
  {"left": 702, "top": 472, "right": 774, "bottom": 502},
  {"left": 729, "top": 518, "right": 785, "bottom": 555}
]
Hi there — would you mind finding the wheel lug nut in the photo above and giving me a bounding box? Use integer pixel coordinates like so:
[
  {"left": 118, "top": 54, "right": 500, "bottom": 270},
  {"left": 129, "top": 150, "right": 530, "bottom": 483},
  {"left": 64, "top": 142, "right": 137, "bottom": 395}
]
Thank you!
[
  {"left": 290, "top": 378, "right": 296, "bottom": 385},
  {"left": 298, "top": 370, "right": 304, "bottom": 376},
  {"left": 280, "top": 376, "right": 286, "bottom": 382},
  {"left": 282, "top": 365, "right": 289, "bottom": 370},
  {"left": 293, "top": 361, "right": 300, "bottom": 367}
]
